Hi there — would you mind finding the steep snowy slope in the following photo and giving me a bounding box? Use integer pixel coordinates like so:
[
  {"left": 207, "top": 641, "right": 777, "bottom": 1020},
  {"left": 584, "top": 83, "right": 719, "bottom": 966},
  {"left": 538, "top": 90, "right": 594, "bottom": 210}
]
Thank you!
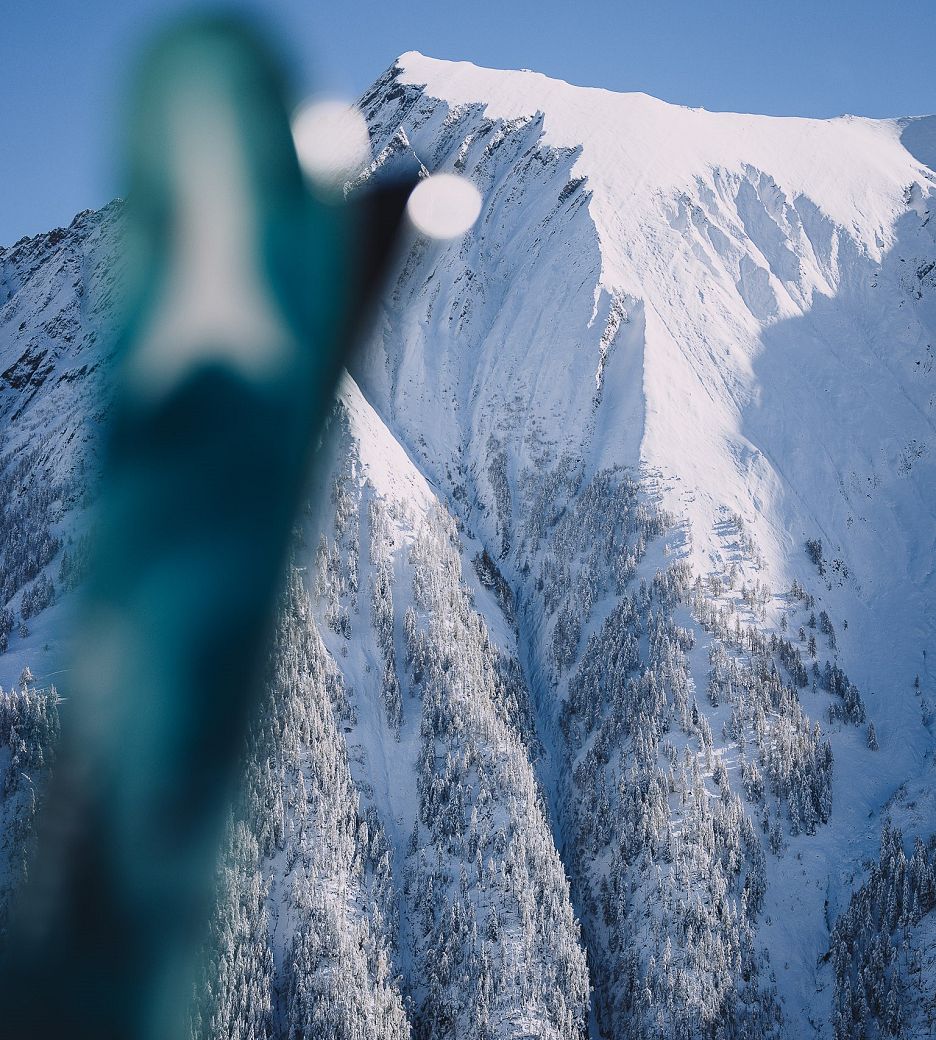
[
  {"left": 191, "top": 378, "right": 589, "bottom": 1040},
  {"left": 0, "top": 204, "right": 120, "bottom": 688},
  {"left": 2, "top": 52, "right": 936, "bottom": 1040},
  {"left": 0, "top": 202, "right": 589, "bottom": 1036},
  {"left": 359, "top": 53, "right": 936, "bottom": 699},
  {"left": 352, "top": 55, "right": 936, "bottom": 1038}
]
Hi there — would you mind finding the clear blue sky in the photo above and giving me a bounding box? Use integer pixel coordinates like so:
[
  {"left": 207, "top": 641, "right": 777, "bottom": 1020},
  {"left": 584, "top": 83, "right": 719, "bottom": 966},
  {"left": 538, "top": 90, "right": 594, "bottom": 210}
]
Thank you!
[{"left": 1, "top": 0, "right": 933, "bottom": 246}]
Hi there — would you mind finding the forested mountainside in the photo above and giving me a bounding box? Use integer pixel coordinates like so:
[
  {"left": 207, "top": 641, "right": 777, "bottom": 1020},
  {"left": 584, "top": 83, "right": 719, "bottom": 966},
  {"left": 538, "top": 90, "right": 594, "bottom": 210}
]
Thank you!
[{"left": 2, "top": 53, "right": 936, "bottom": 1039}]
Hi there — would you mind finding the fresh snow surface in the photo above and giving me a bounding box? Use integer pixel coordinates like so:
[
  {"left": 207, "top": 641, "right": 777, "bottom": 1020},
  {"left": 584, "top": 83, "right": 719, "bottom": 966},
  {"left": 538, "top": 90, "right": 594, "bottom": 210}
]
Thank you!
[
  {"left": 356, "top": 53, "right": 936, "bottom": 1035},
  {"left": 396, "top": 51, "right": 927, "bottom": 260},
  {"left": 366, "top": 49, "right": 936, "bottom": 746},
  {"left": 389, "top": 51, "right": 936, "bottom": 601}
]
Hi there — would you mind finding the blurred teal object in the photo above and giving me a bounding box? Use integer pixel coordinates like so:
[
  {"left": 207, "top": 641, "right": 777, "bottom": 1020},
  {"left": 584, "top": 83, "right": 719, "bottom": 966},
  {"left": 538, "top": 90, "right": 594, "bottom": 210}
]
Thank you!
[{"left": 0, "top": 15, "right": 412, "bottom": 1039}]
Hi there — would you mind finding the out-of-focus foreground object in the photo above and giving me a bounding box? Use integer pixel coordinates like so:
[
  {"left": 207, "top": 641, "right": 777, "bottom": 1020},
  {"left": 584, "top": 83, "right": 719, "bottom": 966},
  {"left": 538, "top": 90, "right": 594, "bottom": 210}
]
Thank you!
[
  {"left": 406, "top": 171, "right": 482, "bottom": 239},
  {"left": 0, "top": 15, "right": 412, "bottom": 1040}
]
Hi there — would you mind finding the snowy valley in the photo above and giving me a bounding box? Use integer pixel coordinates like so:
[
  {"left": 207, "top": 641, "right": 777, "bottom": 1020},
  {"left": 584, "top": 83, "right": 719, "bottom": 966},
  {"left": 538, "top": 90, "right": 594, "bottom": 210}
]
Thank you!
[{"left": 2, "top": 52, "right": 936, "bottom": 1039}]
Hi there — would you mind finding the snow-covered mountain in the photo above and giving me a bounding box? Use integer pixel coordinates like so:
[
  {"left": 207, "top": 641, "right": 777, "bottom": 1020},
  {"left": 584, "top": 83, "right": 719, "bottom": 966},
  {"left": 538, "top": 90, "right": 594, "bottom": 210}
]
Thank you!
[
  {"left": 354, "top": 54, "right": 936, "bottom": 1037},
  {"left": 2, "top": 52, "right": 936, "bottom": 1040}
]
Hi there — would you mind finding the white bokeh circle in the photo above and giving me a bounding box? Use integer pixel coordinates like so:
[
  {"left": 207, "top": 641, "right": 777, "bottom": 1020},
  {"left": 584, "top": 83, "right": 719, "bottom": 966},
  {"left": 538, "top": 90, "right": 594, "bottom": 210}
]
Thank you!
[
  {"left": 406, "top": 173, "right": 482, "bottom": 239},
  {"left": 292, "top": 98, "right": 371, "bottom": 188}
]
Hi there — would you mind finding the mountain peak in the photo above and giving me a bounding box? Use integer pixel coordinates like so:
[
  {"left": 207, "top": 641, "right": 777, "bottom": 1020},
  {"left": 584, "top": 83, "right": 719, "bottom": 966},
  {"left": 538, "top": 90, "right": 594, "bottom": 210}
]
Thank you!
[
  {"left": 393, "top": 49, "right": 685, "bottom": 115},
  {"left": 386, "top": 50, "right": 931, "bottom": 294}
]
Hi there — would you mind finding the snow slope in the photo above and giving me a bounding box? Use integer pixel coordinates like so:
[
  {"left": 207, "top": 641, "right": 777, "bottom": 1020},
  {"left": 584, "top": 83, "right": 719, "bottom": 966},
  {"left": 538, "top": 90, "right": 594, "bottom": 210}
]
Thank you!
[
  {"left": 354, "top": 54, "right": 936, "bottom": 1037},
  {"left": 363, "top": 52, "right": 936, "bottom": 670}
]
